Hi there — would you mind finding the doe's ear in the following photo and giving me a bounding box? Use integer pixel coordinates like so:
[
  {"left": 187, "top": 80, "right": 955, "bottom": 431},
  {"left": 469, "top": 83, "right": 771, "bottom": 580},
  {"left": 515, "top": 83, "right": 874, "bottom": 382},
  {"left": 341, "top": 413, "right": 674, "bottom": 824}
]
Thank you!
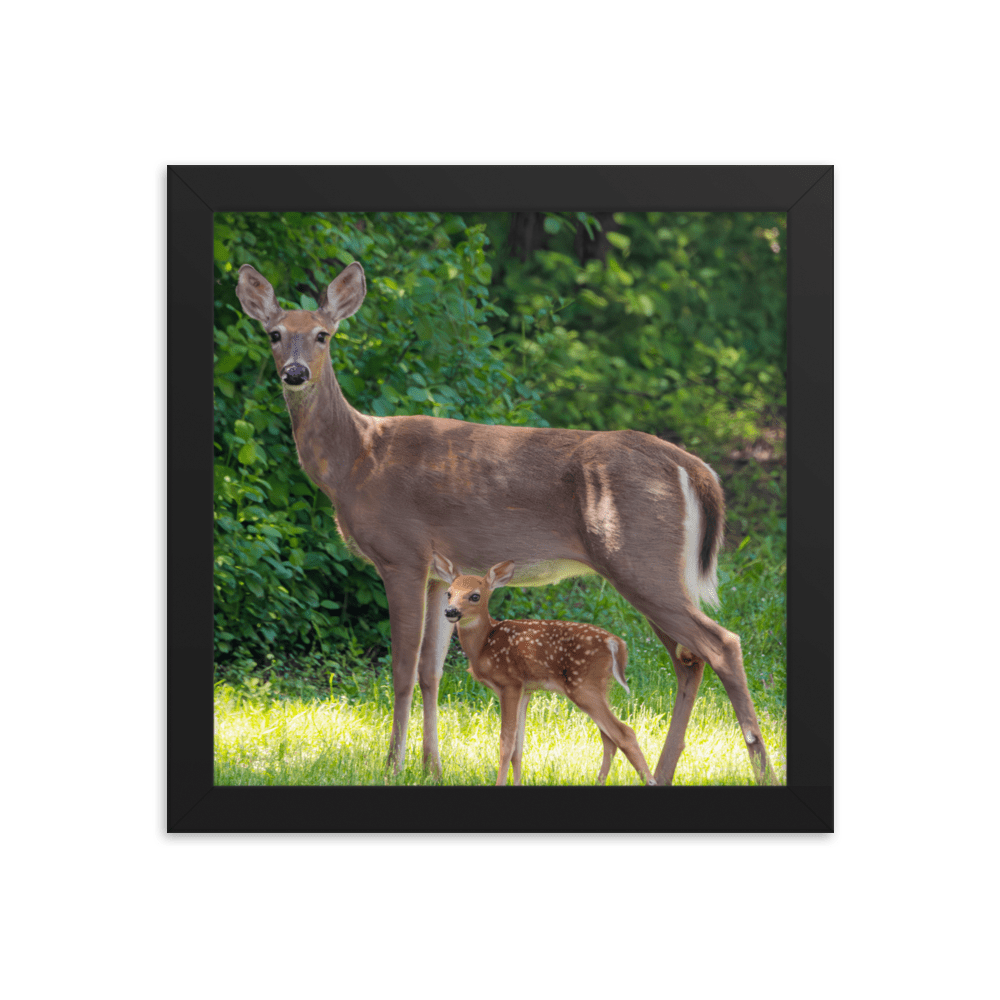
[
  {"left": 318, "top": 262, "right": 366, "bottom": 325},
  {"left": 236, "top": 265, "right": 283, "bottom": 325},
  {"left": 485, "top": 561, "right": 516, "bottom": 591},
  {"left": 431, "top": 552, "right": 457, "bottom": 584}
]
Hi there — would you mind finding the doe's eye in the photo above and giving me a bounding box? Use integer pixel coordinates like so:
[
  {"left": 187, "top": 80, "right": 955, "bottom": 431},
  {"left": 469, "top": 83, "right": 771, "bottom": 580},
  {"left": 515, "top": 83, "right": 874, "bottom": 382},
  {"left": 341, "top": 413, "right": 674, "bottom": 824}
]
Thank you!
[
  {"left": 269, "top": 331, "right": 281, "bottom": 344},
  {"left": 317, "top": 332, "right": 328, "bottom": 344}
]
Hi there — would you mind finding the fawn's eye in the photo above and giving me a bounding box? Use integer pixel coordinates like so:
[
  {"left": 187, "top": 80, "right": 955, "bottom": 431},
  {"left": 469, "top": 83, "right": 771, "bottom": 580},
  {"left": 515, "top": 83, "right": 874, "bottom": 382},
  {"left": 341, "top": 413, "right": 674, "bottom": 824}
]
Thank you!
[
  {"left": 269, "top": 331, "right": 281, "bottom": 344},
  {"left": 317, "top": 331, "right": 328, "bottom": 344},
  {"left": 470, "top": 594, "right": 480, "bottom": 602},
  {"left": 446, "top": 592, "right": 451, "bottom": 599}
]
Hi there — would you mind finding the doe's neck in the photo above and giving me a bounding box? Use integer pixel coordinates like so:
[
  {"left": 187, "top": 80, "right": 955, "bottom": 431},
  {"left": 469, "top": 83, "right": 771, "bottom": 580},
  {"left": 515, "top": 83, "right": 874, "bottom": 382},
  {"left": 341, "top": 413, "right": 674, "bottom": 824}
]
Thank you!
[{"left": 282, "top": 355, "right": 369, "bottom": 490}]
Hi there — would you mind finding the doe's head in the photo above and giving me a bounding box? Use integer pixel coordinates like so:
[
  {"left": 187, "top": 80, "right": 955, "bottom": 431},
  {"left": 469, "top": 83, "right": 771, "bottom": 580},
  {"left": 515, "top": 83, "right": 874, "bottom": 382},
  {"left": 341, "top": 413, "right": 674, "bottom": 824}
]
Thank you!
[{"left": 235, "top": 262, "right": 366, "bottom": 390}]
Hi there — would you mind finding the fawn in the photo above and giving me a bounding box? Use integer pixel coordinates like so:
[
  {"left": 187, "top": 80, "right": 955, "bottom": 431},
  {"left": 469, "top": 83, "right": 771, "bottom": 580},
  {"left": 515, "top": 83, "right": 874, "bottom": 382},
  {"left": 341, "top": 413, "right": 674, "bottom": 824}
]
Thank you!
[{"left": 433, "top": 554, "right": 655, "bottom": 786}]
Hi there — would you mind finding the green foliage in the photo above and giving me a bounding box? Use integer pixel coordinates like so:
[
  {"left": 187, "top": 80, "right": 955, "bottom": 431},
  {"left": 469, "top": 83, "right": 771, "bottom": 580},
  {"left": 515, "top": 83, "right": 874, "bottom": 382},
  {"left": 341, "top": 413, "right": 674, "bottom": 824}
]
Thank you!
[
  {"left": 722, "top": 461, "right": 787, "bottom": 541},
  {"left": 479, "top": 211, "right": 786, "bottom": 462},
  {"left": 213, "top": 212, "right": 549, "bottom": 674}
]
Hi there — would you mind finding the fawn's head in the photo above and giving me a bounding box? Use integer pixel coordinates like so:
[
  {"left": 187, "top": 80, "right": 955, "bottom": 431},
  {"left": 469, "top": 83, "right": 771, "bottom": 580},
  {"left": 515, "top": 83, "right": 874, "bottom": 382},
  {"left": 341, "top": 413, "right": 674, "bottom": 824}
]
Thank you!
[
  {"left": 433, "top": 554, "right": 516, "bottom": 627},
  {"left": 235, "top": 262, "right": 366, "bottom": 390}
]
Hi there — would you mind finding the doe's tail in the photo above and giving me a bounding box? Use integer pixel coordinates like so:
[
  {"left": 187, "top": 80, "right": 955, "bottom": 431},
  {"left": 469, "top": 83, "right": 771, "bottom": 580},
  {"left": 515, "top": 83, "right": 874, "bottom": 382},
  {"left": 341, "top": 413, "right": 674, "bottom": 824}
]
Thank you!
[{"left": 676, "top": 460, "right": 725, "bottom": 609}]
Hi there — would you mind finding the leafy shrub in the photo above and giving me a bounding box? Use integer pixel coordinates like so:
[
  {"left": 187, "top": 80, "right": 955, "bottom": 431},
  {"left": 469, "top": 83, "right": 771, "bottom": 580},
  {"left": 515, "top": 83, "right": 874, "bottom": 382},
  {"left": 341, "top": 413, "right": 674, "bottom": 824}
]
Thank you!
[{"left": 479, "top": 211, "right": 786, "bottom": 463}]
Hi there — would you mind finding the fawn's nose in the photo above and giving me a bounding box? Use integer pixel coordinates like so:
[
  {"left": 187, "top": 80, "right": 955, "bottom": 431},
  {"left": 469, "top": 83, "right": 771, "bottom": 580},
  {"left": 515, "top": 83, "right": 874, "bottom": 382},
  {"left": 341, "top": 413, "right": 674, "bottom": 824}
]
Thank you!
[
  {"left": 444, "top": 607, "right": 461, "bottom": 621},
  {"left": 281, "top": 362, "right": 310, "bottom": 386}
]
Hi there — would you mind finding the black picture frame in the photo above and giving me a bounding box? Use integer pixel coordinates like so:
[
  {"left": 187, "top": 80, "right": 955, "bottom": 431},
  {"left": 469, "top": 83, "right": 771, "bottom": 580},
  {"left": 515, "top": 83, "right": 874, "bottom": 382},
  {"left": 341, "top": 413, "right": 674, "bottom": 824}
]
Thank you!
[{"left": 168, "top": 165, "right": 833, "bottom": 833}]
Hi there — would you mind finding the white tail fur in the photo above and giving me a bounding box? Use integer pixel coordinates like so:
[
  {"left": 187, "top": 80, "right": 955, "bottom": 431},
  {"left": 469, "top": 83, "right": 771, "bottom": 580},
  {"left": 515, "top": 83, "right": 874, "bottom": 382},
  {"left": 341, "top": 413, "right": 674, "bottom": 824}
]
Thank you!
[{"left": 677, "top": 465, "right": 722, "bottom": 609}]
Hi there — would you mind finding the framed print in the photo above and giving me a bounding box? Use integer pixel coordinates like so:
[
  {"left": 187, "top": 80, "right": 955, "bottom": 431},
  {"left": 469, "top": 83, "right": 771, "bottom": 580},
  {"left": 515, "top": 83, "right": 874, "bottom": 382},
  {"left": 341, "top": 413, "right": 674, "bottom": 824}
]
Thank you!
[{"left": 160, "top": 160, "right": 840, "bottom": 846}]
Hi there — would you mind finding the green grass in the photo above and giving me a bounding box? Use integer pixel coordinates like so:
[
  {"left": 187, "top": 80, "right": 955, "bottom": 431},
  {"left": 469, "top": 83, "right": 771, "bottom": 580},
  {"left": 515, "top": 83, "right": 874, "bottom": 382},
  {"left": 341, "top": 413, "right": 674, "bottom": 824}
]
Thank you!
[
  {"left": 214, "top": 535, "right": 787, "bottom": 786},
  {"left": 215, "top": 682, "right": 785, "bottom": 786}
]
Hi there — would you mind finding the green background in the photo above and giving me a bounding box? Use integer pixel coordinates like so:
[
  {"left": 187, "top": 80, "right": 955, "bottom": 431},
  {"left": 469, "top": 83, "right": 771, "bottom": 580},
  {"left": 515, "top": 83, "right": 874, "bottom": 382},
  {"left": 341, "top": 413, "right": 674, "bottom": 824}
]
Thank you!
[{"left": 4, "top": 2, "right": 984, "bottom": 997}]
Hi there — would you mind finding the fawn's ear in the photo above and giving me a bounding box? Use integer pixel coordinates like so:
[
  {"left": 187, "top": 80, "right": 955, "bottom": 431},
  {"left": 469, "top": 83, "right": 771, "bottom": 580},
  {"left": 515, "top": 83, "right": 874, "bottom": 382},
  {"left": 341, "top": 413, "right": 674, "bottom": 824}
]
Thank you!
[
  {"left": 236, "top": 265, "right": 283, "bottom": 325},
  {"left": 318, "top": 262, "right": 366, "bottom": 325},
  {"left": 485, "top": 561, "right": 516, "bottom": 590},
  {"left": 432, "top": 552, "right": 457, "bottom": 584}
]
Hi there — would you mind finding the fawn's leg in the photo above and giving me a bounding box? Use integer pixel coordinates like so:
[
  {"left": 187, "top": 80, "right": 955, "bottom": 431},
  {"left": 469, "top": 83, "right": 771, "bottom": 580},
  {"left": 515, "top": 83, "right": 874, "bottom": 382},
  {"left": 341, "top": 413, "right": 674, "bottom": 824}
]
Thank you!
[
  {"left": 496, "top": 687, "right": 523, "bottom": 786},
  {"left": 570, "top": 689, "right": 654, "bottom": 784}
]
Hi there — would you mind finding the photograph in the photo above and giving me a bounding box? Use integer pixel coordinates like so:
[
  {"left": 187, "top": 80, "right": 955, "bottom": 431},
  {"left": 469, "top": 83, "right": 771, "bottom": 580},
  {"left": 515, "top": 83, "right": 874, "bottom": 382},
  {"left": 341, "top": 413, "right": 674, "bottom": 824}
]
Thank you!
[{"left": 169, "top": 166, "right": 832, "bottom": 832}]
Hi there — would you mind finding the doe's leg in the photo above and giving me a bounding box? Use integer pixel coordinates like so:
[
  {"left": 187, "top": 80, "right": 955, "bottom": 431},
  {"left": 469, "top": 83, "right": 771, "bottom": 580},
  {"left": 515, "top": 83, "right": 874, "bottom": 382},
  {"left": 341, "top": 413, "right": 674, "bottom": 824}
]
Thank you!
[
  {"left": 699, "top": 624, "right": 777, "bottom": 785},
  {"left": 381, "top": 569, "right": 430, "bottom": 775},
  {"left": 651, "top": 611, "right": 777, "bottom": 785},
  {"left": 648, "top": 622, "right": 705, "bottom": 786},
  {"left": 596, "top": 729, "right": 617, "bottom": 784},
  {"left": 417, "top": 579, "right": 453, "bottom": 778}
]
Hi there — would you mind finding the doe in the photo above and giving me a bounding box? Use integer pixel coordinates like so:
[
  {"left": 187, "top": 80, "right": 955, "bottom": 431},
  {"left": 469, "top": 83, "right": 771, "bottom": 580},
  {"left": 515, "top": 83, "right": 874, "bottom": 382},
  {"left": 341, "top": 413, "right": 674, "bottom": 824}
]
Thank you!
[{"left": 434, "top": 554, "right": 655, "bottom": 786}]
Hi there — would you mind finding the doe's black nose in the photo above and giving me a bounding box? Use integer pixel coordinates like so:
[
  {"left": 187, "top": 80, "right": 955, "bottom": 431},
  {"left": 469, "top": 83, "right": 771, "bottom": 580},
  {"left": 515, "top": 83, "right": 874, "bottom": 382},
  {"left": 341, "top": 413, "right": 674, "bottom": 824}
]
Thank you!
[{"left": 282, "top": 363, "right": 309, "bottom": 386}]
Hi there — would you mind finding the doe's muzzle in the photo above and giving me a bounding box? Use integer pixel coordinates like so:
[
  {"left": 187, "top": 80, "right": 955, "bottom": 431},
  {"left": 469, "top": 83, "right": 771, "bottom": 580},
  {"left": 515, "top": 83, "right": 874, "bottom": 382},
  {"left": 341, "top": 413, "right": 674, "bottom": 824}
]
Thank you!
[{"left": 281, "top": 363, "right": 309, "bottom": 386}]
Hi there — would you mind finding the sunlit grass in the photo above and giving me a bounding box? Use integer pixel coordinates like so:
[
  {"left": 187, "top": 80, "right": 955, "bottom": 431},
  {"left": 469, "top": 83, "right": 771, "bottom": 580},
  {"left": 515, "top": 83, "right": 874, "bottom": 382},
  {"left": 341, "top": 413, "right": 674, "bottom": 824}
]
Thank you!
[
  {"left": 215, "top": 681, "right": 785, "bottom": 786},
  {"left": 215, "top": 540, "right": 786, "bottom": 787}
]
